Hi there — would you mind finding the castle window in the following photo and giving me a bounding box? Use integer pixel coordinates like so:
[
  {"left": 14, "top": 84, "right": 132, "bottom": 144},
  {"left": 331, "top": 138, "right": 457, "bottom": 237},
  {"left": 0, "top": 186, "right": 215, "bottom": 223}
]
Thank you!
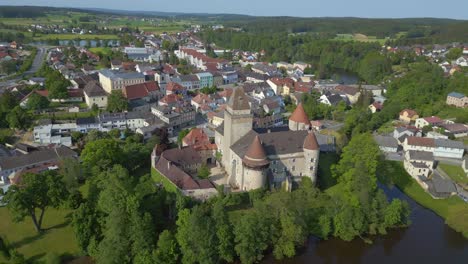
[
  {"left": 310, "top": 166, "right": 314, "bottom": 171},
  {"left": 292, "top": 158, "right": 296, "bottom": 163},
  {"left": 310, "top": 158, "right": 315, "bottom": 162}
]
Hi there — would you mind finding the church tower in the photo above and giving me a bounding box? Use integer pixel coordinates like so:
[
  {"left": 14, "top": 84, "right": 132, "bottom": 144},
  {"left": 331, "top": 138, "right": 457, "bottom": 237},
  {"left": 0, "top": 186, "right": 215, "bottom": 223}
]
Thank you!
[{"left": 222, "top": 88, "right": 253, "bottom": 171}]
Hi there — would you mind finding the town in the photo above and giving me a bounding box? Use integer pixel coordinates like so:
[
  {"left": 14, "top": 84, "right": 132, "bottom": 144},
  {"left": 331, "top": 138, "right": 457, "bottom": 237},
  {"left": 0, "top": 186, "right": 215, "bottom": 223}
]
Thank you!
[{"left": 0, "top": 4, "right": 467, "bottom": 264}]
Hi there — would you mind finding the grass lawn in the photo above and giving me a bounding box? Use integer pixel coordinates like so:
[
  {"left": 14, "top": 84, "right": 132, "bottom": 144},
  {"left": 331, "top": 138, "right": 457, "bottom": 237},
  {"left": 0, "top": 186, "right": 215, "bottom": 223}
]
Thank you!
[
  {"left": 439, "top": 163, "right": 468, "bottom": 185},
  {"left": 382, "top": 161, "right": 464, "bottom": 218},
  {"left": 317, "top": 152, "right": 339, "bottom": 190},
  {"left": 151, "top": 167, "right": 179, "bottom": 193},
  {"left": 33, "top": 34, "right": 118, "bottom": 40},
  {"left": 89, "top": 47, "right": 112, "bottom": 56},
  {"left": 0, "top": 207, "right": 79, "bottom": 263}
]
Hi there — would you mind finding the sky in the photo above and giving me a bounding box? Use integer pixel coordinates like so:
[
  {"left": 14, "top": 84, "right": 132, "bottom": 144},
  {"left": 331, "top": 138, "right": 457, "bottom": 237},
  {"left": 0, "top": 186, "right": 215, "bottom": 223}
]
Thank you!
[{"left": 2, "top": 0, "right": 468, "bottom": 19}]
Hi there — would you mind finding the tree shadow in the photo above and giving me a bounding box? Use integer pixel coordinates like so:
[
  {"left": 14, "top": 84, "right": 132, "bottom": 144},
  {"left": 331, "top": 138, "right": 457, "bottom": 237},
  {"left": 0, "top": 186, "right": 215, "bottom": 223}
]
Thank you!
[
  {"left": 27, "top": 252, "right": 46, "bottom": 263},
  {"left": 44, "top": 218, "right": 71, "bottom": 231},
  {"left": 9, "top": 233, "right": 44, "bottom": 249}
]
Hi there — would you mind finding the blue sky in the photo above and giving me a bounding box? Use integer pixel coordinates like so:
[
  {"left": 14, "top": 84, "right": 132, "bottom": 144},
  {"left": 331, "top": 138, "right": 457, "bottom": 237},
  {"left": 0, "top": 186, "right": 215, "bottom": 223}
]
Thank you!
[{"left": 3, "top": 0, "right": 468, "bottom": 19}]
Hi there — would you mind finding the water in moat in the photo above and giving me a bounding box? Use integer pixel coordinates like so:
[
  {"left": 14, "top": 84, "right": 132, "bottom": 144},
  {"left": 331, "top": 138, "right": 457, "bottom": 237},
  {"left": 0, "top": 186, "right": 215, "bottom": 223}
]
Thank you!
[{"left": 263, "top": 185, "right": 468, "bottom": 264}]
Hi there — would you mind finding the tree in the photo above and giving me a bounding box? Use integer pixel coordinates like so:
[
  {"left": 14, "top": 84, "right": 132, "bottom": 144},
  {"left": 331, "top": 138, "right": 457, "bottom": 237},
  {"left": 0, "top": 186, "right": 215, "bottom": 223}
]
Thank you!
[
  {"left": 446, "top": 47, "right": 463, "bottom": 61},
  {"left": 0, "top": 60, "right": 17, "bottom": 74},
  {"left": 6, "top": 106, "right": 31, "bottom": 130},
  {"left": 2, "top": 171, "right": 69, "bottom": 232},
  {"left": 153, "top": 230, "right": 180, "bottom": 264},
  {"left": 177, "top": 129, "right": 190, "bottom": 146},
  {"left": 0, "top": 91, "right": 19, "bottom": 113},
  {"left": 26, "top": 92, "right": 49, "bottom": 110},
  {"left": 80, "top": 139, "right": 123, "bottom": 171},
  {"left": 176, "top": 207, "right": 219, "bottom": 264},
  {"left": 273, "top": 211, "right": 307, "bottom": 259},
  {"left": 234, "top": 211, "right": 271, "bottom": 264},
  {"left": 107, "top": 90, "right": 128, "bottom": 113},
  {"left": 212, "top": 201, "right": 235, "bottom": 262},
  {"left": 358, "top": 52, "right": 392, "bottom": 84},
  {"left": 60, "top": 157, "right": 82, "bottom": 191},
  {"left": 197, "top": 164, "right": 211, "bottom": 179}
]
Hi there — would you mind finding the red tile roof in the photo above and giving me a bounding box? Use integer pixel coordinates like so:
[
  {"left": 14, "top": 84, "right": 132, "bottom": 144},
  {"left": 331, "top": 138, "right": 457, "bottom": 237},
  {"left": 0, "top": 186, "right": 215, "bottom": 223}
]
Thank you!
[
  {"left": 183, "top": 128, "right": 210, "bottom": 147},
  {"left": 123, "top": 81, "right": 159, "bottom": 100},
  {"left": 289, "top": 103, "right": 310, "bottom": 124},
  {"left": 192, "top": 93, "right": 212, "bottom": 104},
  {"left": 303, "top": 132, "right": 319, "bottom": 150},
  {"left": 166, "top": 82, "right": 184, "bottom": 92},
  {"left": 242, "top": 135, "right": 269, "bottom": 168},
  {"left": 423, "top": 116, "right": 443, "bottom": 124},
  {"left": 406, "top": 136, "right": 435, "bottom": 147},
  {"left": 269, "top": 77, "right": 295, "bottom": 87},
  {"left": 400, "top": 109, "right": 418, "bottom": 118}
]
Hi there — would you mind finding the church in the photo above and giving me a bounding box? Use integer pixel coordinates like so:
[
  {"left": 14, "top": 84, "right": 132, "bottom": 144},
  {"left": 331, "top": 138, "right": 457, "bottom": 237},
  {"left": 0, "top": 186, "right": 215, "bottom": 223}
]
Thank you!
[{"left": 215, "top": 87, "right": 321, "bottom": 191}]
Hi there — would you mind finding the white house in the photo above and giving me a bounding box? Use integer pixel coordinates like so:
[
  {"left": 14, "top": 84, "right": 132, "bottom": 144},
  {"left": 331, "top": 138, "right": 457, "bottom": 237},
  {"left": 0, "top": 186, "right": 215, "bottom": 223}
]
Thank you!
[
  {"left": 374, "top": 135, "right": 399, "bottom": 153},
  {"left": 433, "top": 139, "right": 465, "bottom": 159}
]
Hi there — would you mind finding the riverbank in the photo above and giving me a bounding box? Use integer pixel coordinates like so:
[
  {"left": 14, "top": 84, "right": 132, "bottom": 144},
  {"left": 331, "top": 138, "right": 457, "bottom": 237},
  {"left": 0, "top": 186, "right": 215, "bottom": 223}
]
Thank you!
[{"left": 382, "top": 161, "right": 468, "bottom": 238}]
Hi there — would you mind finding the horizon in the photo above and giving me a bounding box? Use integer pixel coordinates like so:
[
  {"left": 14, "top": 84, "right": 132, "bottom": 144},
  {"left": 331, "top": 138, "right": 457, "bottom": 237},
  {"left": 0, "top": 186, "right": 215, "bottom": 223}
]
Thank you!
[{"left": 2, "top": 0, "right": 468, "bottom": 20}]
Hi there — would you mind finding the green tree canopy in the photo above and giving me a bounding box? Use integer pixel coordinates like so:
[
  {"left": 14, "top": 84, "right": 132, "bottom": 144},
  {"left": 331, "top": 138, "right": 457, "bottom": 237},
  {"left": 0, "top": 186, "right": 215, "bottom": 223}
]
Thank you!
[
  {"left": 2, "top": 170, "right": 69, "bottom": 232},
  {"left": 107, "top": 90, "right": 128, "bottom": 113}
]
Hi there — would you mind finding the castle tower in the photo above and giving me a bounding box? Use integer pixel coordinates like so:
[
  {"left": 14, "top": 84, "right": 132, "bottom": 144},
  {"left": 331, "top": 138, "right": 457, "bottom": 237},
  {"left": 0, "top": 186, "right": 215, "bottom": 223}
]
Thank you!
[
  {"left": 222, "top": 87, "right": 253, "bottom": 170},
  {"left": 241, "top": 135, "right": 269, "bottom": 190},
  {"left": 289, "top": 103, "right": 310, "bottom": 131},
  {"left": 303, "top": 130, "right": 320, "bottom": 183}
]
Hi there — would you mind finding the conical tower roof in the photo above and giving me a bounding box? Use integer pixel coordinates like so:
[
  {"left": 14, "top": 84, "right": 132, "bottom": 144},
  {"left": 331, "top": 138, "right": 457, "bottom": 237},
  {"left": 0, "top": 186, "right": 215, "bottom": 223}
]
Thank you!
[
  {"left": 289, "top": 103, "right": 310, "bottom": 125},
  {"left": 242, "top": 135, "right": 270, "bottom": 168},
  {"left": 303, "top": 132, "right": 319, "bottom": 150},
  {"left": 228, "top": 87, "right": 250, "bottom": 110}
]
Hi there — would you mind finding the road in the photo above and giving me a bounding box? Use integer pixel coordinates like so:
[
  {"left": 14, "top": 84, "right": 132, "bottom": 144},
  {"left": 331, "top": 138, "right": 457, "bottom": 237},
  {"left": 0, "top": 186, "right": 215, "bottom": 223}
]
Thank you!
[{"left": 0, "top": 45, "right": 49, "bottom": 88}]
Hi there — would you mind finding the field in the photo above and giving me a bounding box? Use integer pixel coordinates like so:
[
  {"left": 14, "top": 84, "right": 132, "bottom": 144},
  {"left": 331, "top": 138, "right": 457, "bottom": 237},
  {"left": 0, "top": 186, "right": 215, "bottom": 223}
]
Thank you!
[
  {"left": 89, "top": 47, "right": 113, "bottom": 56},
  {"left": 0, "top": 207, "right": 79, "bottom": 263},
  {"left": 439, "top": 163, "right": 468, "bottom": 185},
  {"left": 334, "top": 33, "right": 388, "bottom": 44},
  {"left": 33, "top": 34, "right": 118, "bottom": 41}
]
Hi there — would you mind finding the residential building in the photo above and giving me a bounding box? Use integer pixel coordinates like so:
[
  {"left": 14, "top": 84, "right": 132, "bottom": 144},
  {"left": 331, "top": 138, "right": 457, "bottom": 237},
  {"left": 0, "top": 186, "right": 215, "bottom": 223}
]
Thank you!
[
  {"left": 399, "top": 109, "right": 419, "bottom": 124},
  {"left": 404, "top": 150, "right": 434, "bottom": 179},
  {"left": 99, "top": 69, "right": 145, "bottom": 93},
  {"left": 0, "top": 146, "right": 77, "bottom": 185},
  {"left": 196, "top": 72, "right": 214, "bottom": 88},
  {"left": 178, "top": 75, "right": 200, "bottom": 90},
  {"left": 334, "top": 85, "right": 361, "bottom": 104},
  {"left": 166, "top": 82, "right": 186, "bottom": 96},
  {"left": 98, "top": 112, "right": 149, "bottom": 131},
  {"left": 446, "top": 92, "right": 467, "bottom": 108},
  {"left": 122, "top": 81, "right": 160, "bottom": 103},
  {"left": 33, "top": 123, "right": 76, "bottom": 146},
  {"left": 374, "top": 135, "right": 399, "bottom": 153},
  {"left": 433, "top": 139, "right": 465, "bottom": 159},
  {"left": 151, "top": 105, "right": 196, "bottom": 134},
  {"left": 442, "top": 123, "right": 468, "bottom": 138},
  {"left": 369, "top": 101, "right": 383, "bottom": 113},
  {"left": 415, "top": 116, "right": 444, "bottom": 129},
  {"left": 319, "top": 93, "right": 347, "bottom": 106},
  {"left": 84, "top": 81, "right": 108, "bottom": 109}
]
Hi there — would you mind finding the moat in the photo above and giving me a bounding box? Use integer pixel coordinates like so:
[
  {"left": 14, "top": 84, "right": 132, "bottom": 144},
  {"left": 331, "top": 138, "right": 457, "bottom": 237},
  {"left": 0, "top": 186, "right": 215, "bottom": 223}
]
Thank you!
[{"left": 264, "top": 185, "right": 468, "bottom": 264}]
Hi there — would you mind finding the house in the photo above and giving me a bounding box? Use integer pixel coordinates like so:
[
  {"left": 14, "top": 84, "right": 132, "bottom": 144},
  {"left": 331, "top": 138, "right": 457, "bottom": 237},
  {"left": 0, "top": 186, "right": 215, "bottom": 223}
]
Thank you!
[
  {"left": 441, "top": 123, "right": 468, "bottom": 138},
  {"left": 399, "top": 109, "right": 419, "bottom": 124},
  {"left": 178, "top": 75, "right": 200, "bottom": 90},
  {"left": 99, "top": 69, "right": 145, "bottom": 93},
  {"left": 251, "top": 63, "right": 278, "bottom": 76},
  {"left": 403, "top": 137, "right": 435, "bottom": 152},
  {"left": 404, "top": 150, "right": 434, "bottom": 179},
  {"left": 159, "top": 94, "right": 183, "bottom": 107},
  {"left": 111, "top": 60, "right": 122, "bottom": 70},
  {"left": 319, "top": 93, "right": 346, "bottom": 106},
  {"left": 182, "top": 128, "right": 213, "bottom": 150},
  {"left": 446, "top": 92, "right": 468, "bottom": 108},
  {"left": 253, "top": 113, "right": 284, "bottom": 129},
  {"left": 196, "top": 72, "right": 214, "bottom": 88},
  {"left": 123, "top": 47, "right": 153, "bottom": 61},
  {"left": 151, "top": 105, "right": 196, "bottom": 134},
  {"left": 166, "top": 82, "right": 186, "bottom": 96},
  {"left": 393, "top": 127, "right": 421, "bottom": 143},
  {"left": 261, "top": 99, "right": 281, "bottom": 114},
  {"left": 310, "top": 120, "right": 324, "bottom": 131},
  {"left": 33, "top": 123, "right": 76, "bottom": 146},
  {"left": 122, "top": 81, "right": 160, "bottom": 102},
  {"left": 369, "top": 102, "right": 383, "bottom": 113},
  {"left": 334, "top": 85, "right": 360, "bottom": 104},
  {"left": 76, "top": 117, "right": 101, "bottom": 133},
  {"left": 374, "top": 135, "right": 399, "bottom": 153},
  {"left": 267, "top": 77, "right": 295, "bottom": 96},
  {"left": 191, "top": 93, "right": 214, "bottom": 112},
  {"left": 98, "top": 112, "right": 149, "bottom": 132},
  {"left": 462, "top": 158, "right": 468, "bottom": 175},
  {"left": 415, "top": 116, "right": 444, "bottom": 129},
  {"left": 0, "top": 146, "right": 77, "bottom": 185},
  {"left": 433, "top": 139, "right": 465, "bottom": 159},
  {"left": 426, "top": 131, "right": 449, "bottom": 139},
  {"left": 84, "top": 81, "right": 108, "bottom": 109}
]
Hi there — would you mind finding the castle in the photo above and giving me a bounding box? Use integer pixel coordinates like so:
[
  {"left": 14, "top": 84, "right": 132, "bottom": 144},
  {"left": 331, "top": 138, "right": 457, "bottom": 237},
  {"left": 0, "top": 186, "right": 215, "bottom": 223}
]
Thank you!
[{"left": 215, "top": 88, "right": 320, "bottom": 191}]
